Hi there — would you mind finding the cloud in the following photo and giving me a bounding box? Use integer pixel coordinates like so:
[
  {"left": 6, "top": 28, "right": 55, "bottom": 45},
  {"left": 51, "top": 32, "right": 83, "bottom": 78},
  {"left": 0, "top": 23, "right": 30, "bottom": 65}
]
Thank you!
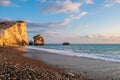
[
  {"left": 116, "top": 0, "right": 120, "bottom": 3},
  {"left": 85, "top": 0, "right": 94, "bottom": 4},
  {"left": 70, "top": 11, "right": 88, "bottom": 20},
  {"left": 0, "top": 17, "right": 69, "bottom": 28},
  {"left": 0, "top": 0, "right": 20, "bottom": 7},
  {"left": 27, "top": 11, "right": 87, "bottom": 28},
  {"left": 41, "top": 31, "right": 79, "bottom": 43},
  {"left": 0, "top": 0, "right": 11, "bottom": 6},
  {"left": 43, "top": 30, "right": 60, "bottom": 35},
  {"left": 40, "top": 0, "right": 88, "bottom": 26},
  {"left": 40, "top": 0, "right": 46, "bottom": 3},
  {"left": 41, "top": 32, "right": 120, "bottom": 43},
  {"left": 52, "top": 34, "right": 120, "bottom": 44},
  {"left": 105, "top": 0, "right": 120, "bottom": 7},
  {"left": 18, "top": 1, "right": 88, "bottom": 32},
  {"left": 27, "top": 19, "right": 70, "bottom": 28},
  {"left": 19, "top": 0, "right": 28, "bottom": 2},
  {"left": 105, "top": 4, "right": 113, "bottom": 7},
  {"left": 0, "top": 18, "right": 12, "bottom": 22},
  {"left": 41, "top": 0, "right": 82, "bottom": 14},
  {"left": 79, "top": 34, "right": 120, "bottom": 43}
]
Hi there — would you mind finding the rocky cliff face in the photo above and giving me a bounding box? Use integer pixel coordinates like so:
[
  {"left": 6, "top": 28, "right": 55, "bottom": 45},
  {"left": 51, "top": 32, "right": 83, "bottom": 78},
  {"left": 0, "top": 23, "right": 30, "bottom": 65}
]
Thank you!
[
  {"left": 33, "top": 34, "right": 45, "bottom": 45},
  {"left": 0, "top": 21, "right": 28, "bottom": 46}
]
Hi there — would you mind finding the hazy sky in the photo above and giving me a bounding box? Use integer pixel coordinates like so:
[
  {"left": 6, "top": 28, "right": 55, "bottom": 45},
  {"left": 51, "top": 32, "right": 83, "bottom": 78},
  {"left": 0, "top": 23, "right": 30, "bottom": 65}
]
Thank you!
[{"left": 0, "top": 0, "right": 120, "bottom": 44}]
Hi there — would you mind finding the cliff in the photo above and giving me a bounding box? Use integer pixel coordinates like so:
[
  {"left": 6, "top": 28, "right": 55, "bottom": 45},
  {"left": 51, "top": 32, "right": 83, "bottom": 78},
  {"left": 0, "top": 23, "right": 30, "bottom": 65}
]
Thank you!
[{"left": 0, "top": 21, "right": 28, "bottom": 46}]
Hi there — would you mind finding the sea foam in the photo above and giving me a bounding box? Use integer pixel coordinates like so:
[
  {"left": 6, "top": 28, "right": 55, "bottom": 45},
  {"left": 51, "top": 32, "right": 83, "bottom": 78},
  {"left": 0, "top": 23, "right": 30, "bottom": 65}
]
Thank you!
[{"left": 27, "top": 46, "right": 120, "bottom": 62}]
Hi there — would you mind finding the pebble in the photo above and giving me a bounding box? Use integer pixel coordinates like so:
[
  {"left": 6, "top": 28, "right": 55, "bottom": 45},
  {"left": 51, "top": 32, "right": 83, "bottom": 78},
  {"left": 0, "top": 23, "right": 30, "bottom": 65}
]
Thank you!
[{"left": 0, "top": 47, "right": 90, "bottom": 80}]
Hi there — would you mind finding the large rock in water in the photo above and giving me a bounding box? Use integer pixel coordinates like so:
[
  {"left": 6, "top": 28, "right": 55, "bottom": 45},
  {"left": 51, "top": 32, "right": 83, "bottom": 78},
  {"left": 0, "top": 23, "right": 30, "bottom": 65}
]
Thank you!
[
  {"left": 0, "top": 21, "right": 28, "bottom": 46},
  {"left": 33, "top": 34, "right": 45, "bottom": 45}
]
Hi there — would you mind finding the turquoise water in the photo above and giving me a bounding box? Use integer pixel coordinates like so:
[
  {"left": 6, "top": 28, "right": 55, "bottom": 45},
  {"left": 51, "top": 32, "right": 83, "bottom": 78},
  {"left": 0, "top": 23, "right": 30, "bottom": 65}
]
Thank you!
[{"left": 28, "top": 44, "right": 120, "bottom": 62}]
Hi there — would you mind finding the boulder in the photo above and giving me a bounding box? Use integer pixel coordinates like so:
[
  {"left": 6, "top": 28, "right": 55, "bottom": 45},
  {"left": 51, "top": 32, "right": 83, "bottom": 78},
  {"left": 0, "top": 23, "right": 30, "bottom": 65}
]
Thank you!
[
  {"left": 33, "top": 34, "right": 45, "bottom": 45},
  {"left": 0, "top": 21, "right": 28, "bottom": 46}
]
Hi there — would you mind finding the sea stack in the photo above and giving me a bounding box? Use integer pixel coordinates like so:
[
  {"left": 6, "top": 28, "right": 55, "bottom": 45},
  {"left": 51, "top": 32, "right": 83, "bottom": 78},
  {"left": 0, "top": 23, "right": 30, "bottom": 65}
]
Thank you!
[
  {"left": 33, "top": 34, "right": 45, "bottom": 45},
  {"left": 0, "top": 21, "right": 28, "bottom": 46}
]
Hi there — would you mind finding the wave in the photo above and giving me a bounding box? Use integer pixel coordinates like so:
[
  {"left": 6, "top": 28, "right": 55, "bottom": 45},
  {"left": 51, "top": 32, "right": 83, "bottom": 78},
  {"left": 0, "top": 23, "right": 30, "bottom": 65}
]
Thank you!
[{"left": 27, "top": 46, "right": 120, "bottom": 62}]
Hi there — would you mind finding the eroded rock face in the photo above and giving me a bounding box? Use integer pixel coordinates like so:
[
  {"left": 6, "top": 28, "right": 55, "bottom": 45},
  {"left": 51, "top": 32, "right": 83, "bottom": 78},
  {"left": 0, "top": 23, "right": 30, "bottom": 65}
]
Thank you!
[
  {"left": 33, "top": 34, "right": 45, "bottom": 45},
  {"left": 0, "top": 21, "right": 28, "bottom": 46}
]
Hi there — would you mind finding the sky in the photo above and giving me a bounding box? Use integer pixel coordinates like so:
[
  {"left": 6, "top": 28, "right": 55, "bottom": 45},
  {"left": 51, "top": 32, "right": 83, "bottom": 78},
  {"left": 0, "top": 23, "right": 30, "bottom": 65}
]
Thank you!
[{"left": 0, "top": 0, "right": 120, "bottom": 44}]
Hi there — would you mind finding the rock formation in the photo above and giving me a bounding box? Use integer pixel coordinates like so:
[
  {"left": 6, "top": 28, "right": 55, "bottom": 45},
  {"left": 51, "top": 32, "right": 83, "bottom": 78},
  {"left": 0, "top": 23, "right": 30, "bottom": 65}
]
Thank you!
[
  {"left": 0, "top": 21, "right": 28, "bottom": 46},
  {"left": 29, "top": 40, "right": 33, "bottom": 45},
  {"left": 33, "top": 34, "right": 45, "bottom": 45},
  {"left": 62, "top": 42, "right": 70, "bottom": 45}
]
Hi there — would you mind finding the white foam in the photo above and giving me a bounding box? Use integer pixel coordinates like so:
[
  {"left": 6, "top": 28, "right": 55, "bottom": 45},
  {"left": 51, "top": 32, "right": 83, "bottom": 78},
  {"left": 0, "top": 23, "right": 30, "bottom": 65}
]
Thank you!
[{"left": 27, "top": 46, "right": 120, "bottom": 62}]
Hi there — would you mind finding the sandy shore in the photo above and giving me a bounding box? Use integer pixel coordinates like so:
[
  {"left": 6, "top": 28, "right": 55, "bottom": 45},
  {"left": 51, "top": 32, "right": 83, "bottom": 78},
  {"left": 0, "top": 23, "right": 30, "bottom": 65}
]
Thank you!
[
  {"left": 24, "top": 49, "right": 120, "bottom": 80},
  {"left": 0, "top": 46, "right": 90, "bottom": 80}
]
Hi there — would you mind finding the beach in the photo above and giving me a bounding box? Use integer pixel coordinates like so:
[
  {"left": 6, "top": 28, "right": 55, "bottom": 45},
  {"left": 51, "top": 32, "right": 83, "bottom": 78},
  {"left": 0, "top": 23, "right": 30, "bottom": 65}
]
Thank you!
[
  {"left": 0, "top": 0, "right": 120, "bottom": 79},
  {"left": 25, "top": 48, "right": 120, "bottom": 80},
  {"left": 1, "top": 46, "right": 120, "bottom": 80},
  {"left": 0, "top": 46, "right": 89, "bottom": 80}
]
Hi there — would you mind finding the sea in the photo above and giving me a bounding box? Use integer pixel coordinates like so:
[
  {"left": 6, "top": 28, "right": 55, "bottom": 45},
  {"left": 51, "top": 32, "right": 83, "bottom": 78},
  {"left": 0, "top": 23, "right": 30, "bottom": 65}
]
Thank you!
[{"left": 27, "top": 44, "right": 120, "bottom": 62}]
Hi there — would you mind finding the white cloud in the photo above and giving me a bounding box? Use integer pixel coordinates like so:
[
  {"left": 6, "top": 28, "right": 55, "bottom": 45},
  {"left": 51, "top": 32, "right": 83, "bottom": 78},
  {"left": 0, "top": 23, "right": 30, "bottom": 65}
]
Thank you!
[
  {"left": 43, "top": 30, "right": 60, "bottom": 35},
  {"left": 41, "top": 33, "right": 120, "bottom": 43},
  {"left": 105, "top": 4, "right": 113, "bottom": 7},
  {"left": 116, "top": 0, "right": 120, "bottom": 3},
  {"left": 85, "top": 0, "right": 94, "bottom": 4},
  {"left": 27, "top": 19, "right": 70, "bottom": 28},
  {"left": 41, "top": 0, "right": 82, "bottom": 14},
  {"left": 80, "top": 34, "right": 120, "bottom": 43},
  {"left": 0, "top": 0, "right": 21, "bottom": 7},
  {"left": 27, "top": 11, "right": 87, "bottom": 28},
  {"left": 105, "top": 0, "right": 120, "bottom": 7},
  {"left": 0, "top": 18, "right": 12, "bottom": 22},
  {"left": 19, "top": 0, "right": 28, "bottom": 2},
  {"left": 64, "top": 11, "right": 88, "bottom": 25},
  {"left": 40, "top": 0, "right": 88, "bottom": 26},
  {"left": 0, "top": 0, "right": 20, "bottom": 7},
  {"left": 0, "top": 0, "right": 11, "bottom": 6},
  {"left": 40, "top": 0, "right": 46, "bottom": 3},
  {"left": 72, "top": 11, "right": 88, "bottom": 20}
]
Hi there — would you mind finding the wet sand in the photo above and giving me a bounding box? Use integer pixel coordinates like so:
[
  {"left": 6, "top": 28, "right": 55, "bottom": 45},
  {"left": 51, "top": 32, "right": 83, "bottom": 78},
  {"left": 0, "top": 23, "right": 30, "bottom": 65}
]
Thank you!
[
  {"left": 0, "top": 46, "right": 89, "bottom": 80},
  {"left": 25, "top": 49, "right": 120, "bottom": 80}
]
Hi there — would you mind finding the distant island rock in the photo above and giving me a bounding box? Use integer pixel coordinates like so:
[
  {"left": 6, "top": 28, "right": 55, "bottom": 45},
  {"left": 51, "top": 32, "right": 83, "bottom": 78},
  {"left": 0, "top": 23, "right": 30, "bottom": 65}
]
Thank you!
[
  {"left": 62, "top": 42, "right": 70, "bottom": 45},
  {"left": 0, "top": 21, "right": 28, "bottom": 46},
  {"left": 33, "top": 34, "right": 45, "bottom": 45}
]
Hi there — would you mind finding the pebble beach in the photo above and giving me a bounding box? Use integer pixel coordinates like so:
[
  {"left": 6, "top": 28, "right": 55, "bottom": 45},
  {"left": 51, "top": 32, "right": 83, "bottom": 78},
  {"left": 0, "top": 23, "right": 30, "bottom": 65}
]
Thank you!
[{"left": 0, "top": 46, "right": 91, "bottom": 80}]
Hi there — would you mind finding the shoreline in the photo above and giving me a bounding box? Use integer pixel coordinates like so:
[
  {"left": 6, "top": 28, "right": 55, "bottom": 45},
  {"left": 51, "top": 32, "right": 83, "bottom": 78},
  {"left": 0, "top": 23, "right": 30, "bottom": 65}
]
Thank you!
[
  {"left": 25, "top": 48, "right": 120, "bottom": 80},
  {"left": 27, "top": 45, "right": 120, "bottom": 63},
  {"left": 0, "top": 46, "right": 89, "bottom": 80}
]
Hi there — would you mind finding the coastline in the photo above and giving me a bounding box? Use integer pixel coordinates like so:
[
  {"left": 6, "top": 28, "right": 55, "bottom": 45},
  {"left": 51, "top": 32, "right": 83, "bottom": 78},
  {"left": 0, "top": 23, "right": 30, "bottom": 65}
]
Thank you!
[
  {"left": 25, "top": 48, "right": 120, "bottom": 80},
  {"left": 0, "top": 46, "right": 89, "bottom": 80}
]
